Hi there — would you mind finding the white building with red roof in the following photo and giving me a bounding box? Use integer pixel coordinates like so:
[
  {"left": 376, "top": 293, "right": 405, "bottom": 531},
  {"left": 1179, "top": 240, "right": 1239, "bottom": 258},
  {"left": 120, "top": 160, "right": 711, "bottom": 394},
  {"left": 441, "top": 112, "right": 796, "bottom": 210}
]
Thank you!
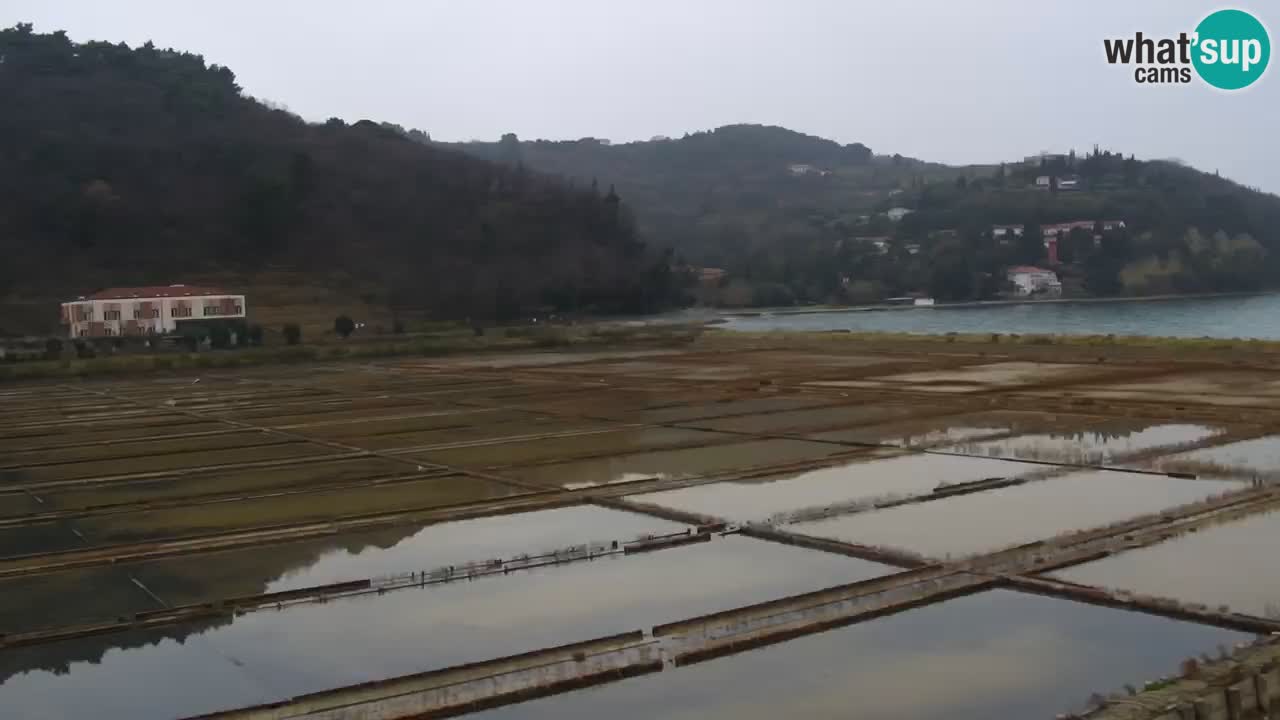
[
  {"left": 61, "top": 284, "right": 246, "bottom": 338},
  {"left": 1006, "top": 266, "right": 1062, "bottom": 297}
]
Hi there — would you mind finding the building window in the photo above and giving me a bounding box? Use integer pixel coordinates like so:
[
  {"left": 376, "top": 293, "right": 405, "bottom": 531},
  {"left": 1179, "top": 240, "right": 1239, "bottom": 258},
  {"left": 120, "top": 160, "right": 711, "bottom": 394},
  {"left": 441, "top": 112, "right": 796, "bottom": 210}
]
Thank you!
[
  {"left": 135, "top": 309, "right": 159, "bottom": 319},
  {"left": 233, "top": 305, "right": 243, "bottom": 314},
  {"left": 103, "top": 326, "right": 114, "bottom": 336},
  {"left": 203, "top": 306, "right": 219, "bottom": 317},
  {"left": 171, "top": 307, "right": 191, "bottom": 318}
]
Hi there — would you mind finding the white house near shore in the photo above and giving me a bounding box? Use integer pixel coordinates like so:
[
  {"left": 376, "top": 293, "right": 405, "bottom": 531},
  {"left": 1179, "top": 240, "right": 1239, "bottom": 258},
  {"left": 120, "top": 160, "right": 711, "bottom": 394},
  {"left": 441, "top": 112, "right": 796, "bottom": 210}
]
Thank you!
[
  {"left": 61, "top": 285, "right": 246, "bottom": 338},
  {"left": 1006, "top": 266, "right": 1062, "bottom": 297}
]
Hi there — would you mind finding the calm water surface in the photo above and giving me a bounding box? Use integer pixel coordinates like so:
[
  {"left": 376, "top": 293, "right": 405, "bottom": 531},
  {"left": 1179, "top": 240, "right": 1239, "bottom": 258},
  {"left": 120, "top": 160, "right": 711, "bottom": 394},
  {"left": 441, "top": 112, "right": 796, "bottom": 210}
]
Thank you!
[
  {"left": 0, "top": 535, "right": 885, "bottom": 719},
  {"left": 944, "top": 424, "right": 1221, "bottom": 465},
  {"left": 722, "top": 294, "right": 1280, "bottom": 338},
  {"left": 794, "top": 471, "right": 1242, "bottom": 558},
  {"left": 0, "top": 506, "right": 683, "bottom": 633},
  {"left": 476, "top": 590, "right": 1249, "bottom": 720},
  {"left": 632, "top": 453, "right": 1041, "bottom": 522},
  {"left": 1058, "top": 508, "right": 1280, "bottom": 616}
]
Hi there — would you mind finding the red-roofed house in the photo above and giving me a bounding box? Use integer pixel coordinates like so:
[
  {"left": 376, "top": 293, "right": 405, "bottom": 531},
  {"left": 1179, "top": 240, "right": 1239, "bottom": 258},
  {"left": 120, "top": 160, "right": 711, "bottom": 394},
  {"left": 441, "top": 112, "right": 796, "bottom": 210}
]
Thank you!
[
  {"left": 1042, "top": 220, "right": 1126, "bottom": 237},
  {"left": 1006, "top": 266, "right": 1061, "bottom": 297},
  {"left": 61, "top": 285, "right": 246, "bottom": 338},
  {"left": 697, "top": 267, "right": 728, "bottom": 287}
]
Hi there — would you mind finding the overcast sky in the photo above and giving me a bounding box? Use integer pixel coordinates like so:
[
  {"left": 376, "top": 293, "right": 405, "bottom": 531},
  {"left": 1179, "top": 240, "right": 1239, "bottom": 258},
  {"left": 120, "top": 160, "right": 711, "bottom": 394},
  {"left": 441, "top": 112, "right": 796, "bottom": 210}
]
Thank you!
[{"left": 6, "top": 0, "right": 1278, "bottom": 191}]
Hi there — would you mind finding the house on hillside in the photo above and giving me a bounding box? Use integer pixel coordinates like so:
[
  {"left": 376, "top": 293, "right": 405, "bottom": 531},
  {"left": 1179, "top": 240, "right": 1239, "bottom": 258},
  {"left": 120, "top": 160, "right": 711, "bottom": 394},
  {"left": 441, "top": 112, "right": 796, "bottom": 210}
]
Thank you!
[
  {"left": 886, "top": 207, "right": 914, "bottom": 222},
  {"left": 788, "top": 163, "right": 829, "bottom": 176},
  {"left": 992, "top": 224, "right": 1025, "bottom": 239},
  {"left": 61, "top": 285, "right": 246, "bottom": 339},
  {"left": 1035, "top": 176, "right": 1052, "bottom": 189},
  {"left": 1042, "top": 220, "right": 1125, "bottom": 238},
  {"left": 854, "top": 237, "right": 891, "bottom": 254},
  {"left": 697, "top": 268, "right": 728, "bottom": 287},
  {"left": 1024, "top": 152, "right": 1068, "bottom": 166},
  {"left": 1042, "top": 221, "right": 1095, "bottom": 237},
  {"left": 1006, "top": 267, "right": 1062, "bottom": 297}
]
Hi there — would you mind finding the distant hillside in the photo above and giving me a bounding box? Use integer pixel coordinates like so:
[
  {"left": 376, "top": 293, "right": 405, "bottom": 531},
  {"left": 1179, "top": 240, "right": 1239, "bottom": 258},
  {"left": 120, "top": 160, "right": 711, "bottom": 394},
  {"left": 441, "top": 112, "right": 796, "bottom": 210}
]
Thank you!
[
  {"left": 442, "top": 127, "right": 1280, "bottom": 305},
  {"left": 440, "top": 125, "right": 980, "bottom": 265},
  {"left": 0, "top": 25, "right": 677, "bottom": 334}
]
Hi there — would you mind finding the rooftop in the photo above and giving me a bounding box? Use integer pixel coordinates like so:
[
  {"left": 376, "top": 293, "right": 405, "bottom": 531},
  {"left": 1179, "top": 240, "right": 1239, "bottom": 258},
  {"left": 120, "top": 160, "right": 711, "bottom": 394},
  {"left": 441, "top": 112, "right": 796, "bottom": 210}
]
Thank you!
[
  {"left": 82, "top": 284, "right": 232, "bottom": 300},
  {"left": 1006, "top": 266, "right": 1055, "bottom": 274}
]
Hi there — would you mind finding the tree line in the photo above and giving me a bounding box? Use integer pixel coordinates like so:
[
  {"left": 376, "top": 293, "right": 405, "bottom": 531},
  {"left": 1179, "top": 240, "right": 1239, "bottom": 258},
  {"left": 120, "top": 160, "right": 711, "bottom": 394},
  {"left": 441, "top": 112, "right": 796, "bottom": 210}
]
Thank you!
[
  {"left": 445, "top": 130, "right": 1280, "bottom": 306},
  {"left": 0, "top": 25, "right": 680, "bottom": 330}
]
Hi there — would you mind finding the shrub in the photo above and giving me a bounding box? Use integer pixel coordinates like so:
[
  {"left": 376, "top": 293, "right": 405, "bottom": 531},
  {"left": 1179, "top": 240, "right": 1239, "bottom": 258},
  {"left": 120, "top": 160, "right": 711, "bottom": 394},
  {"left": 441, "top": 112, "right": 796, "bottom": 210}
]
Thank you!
[
  {"left": 531, "top": 327, "right": 572, "bottom": 347},
  {"left": 209, "top": 324, "right": 232, "bottom": 349},
  {"left": 282, "top": 323, "right": 302, "bottom": 345},
  {"left": 334, "top": 315, "right": 355, "bottom": 338},
  {"left": 247, "top": 324, "right": 264, "bottom": 346},
  {"left": 44, "top": 338, "right": 63, "bottom": 360}
]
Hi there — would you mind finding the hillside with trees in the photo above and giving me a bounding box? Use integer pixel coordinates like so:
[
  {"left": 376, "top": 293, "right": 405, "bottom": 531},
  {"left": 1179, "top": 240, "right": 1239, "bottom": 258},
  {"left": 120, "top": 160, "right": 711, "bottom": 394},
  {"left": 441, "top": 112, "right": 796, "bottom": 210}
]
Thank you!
[
  {"left": 0, "top": 25, "right": 677, "bottom": 334},
  {"left": 443, "top": 129, "right": 1280, "bottom": 307},
  {"left": 5, "top": 23, "right": 1278, "bottom": 332}
]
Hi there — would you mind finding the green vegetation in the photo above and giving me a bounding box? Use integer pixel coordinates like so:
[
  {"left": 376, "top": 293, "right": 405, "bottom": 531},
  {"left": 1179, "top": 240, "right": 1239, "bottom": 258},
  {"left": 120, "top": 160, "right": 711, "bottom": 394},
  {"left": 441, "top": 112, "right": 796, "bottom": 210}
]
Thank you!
[
  {"left": 0, "top": 25, "right": 678, "bottom": 333},
  {"left": 0, "top": 323, "right": 704, "bottom": 382},
  {"left": 334, "top": 315, "right": 355, "bottom": 339},
  {"left": 5, "top": 23, "right": 1278, "bottom": 339},
  {"left": 444, "top": 129, "right": 1280, "bottom": 305}
]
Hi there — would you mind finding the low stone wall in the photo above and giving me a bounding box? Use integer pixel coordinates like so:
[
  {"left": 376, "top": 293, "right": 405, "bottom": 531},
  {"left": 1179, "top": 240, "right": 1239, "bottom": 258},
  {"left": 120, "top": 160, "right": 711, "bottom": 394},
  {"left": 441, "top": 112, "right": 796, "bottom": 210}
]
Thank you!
[
  {"left": 1081, "top": 637, "right": 1280, "bottom": 720},
  {"left": 190, "top": 633, "right": 658, "bottom": 720},
  {"left": 296, "top": 642, "right": 663, "bottom": 720}
]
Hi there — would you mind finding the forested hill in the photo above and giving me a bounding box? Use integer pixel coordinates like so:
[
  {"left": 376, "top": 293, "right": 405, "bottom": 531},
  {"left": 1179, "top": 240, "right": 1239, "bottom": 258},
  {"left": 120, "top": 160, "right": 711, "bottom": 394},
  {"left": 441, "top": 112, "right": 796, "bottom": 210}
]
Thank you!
[
  {"left": 442, "top": 125, "right": 891, "bottom": 265},
  {"left": 0, "top": 25, "right": 676, "bottom": 322},
  {"left": 443, "top": 127, "right": 1280, "bottom": 305}
]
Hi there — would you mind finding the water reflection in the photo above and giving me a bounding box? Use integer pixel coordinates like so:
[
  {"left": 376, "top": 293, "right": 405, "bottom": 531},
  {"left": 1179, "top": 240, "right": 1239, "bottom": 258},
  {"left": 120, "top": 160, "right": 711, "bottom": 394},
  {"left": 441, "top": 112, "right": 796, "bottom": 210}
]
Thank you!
[
  {"left": 1154, "top": 436, "right": 1280, "bottom": 478},
  {"left": 475, "top": 590, "right": 1249, "bottom": 720},
  {"left": 0, "top": 536, "right": 886, "bottom": 720},
  {"left": 512, "top": 439, "right": 844, "bottom": 489},
  {"left": 0, "top": 507, "right": 682, "bottom": 685},
  {"left": 722, "top": 293, "right": 1280, "bottom": 339},
  {"left": 944, "top": 424, "right": 1220, "bottom": 465},
  {"left": 1058, "top": 508, "right": 1280, "bottom": 617},
  {"left": 630, "top": 453, "right": 1040, "bottom": 522},
  {"left": 794, "top": 471, "right": 1243, "bottom": 558}
]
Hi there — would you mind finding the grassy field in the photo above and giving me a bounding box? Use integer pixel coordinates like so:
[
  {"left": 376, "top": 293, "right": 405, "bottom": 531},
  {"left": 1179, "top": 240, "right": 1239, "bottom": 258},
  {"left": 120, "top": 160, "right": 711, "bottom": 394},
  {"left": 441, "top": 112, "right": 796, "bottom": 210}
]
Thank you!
[
  {"left": 0, "top": 323, "right": 705, "bottom": 383},
  {"left": 12, "top": 316, "right": 1280, "bottom": 385}
]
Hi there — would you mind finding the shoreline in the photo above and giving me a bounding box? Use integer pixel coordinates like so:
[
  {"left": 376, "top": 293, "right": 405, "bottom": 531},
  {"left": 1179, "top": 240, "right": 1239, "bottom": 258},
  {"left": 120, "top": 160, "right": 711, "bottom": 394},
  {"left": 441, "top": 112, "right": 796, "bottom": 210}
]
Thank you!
[{"left": 720, "top": 289, "right": 1278, "bottom": 318}]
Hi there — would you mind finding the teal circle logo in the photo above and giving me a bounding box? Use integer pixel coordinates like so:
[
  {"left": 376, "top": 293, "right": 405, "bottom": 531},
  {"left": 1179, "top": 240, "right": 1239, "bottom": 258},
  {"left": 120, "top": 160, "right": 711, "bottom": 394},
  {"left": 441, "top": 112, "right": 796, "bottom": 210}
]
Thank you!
[{"left": 1192, "top": 9, "right": 1270, "bottom": 90}]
